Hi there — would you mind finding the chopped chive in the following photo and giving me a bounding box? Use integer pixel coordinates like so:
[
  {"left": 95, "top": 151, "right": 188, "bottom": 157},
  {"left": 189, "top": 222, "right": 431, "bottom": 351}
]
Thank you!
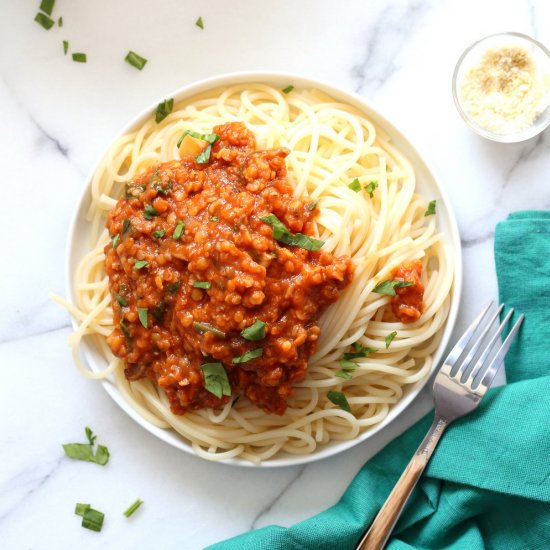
[
  {"left": 365, "top": 180, "right": 378, "bottom": 198},
  {"left": 153, "top": 229, "right": 165, "bottom": 238},
  {"left": 385, "top": 331, "right": 397, "bottom": 349},
  {"left": 193, "top": 281, "right": 211, "bottom": 289},
  {"left": 114, "top": 292, "right": 127, "bottom": 307},
  {"left": 327, "top": 391, "right": 352, "bottom": 413},
  {"left": 173, "top": 220, "right": 185, "bottom": 239},
  {"left": 138, "top": 307, "right": 148, "bottom": 328},
  {"left": 63, "top": 40, "right": 69, "bottom": 55},
  {"left": 40, "top": 0, "right": 55, "bottom": 15},
  {"left": 123, "top": 498, "right": 144, "bottom": 518},
  {"left": 35, "top": 12, "right": 55, "bottom": 30},
  {"left": 282, "top": 85, "right": 294, "bottom": 94},
  {"left": 201, "top": 363, "right": 231, "bottom": 399},
  {"left": 112, "top": 233, "right": 120, "bottom": 248},
  {"left": 134, "top": 259, "right": 149, "bottom": 270},
  {"left": 58, "top": 16, "right": 63, "bottom": 27},
  {"left": 75, "top": 503, "right": 90, "bottom": 517},
  {"left": 240, "top": 320, "right": 267, "bottom": 341},
  {"left": 75, "top": 505, "right": 104, "bottom": 532},
  {"left": 155, "top": 98, "right": 174, "bottom": 123},
  {"left": 424, "top": 200, "right": 437, "bottom": 216},
  {"left": 195, "top": 16, "right": 204, "bottom": 29},
  {"left": 125, "top": 51, "right": 148, "bottom": 70},
  {"left": 193, "top": 321, "right": 226, "bottom": 338},
  {"left": 232, "top": 348, "right": 263, "bottom": 364},
  {"left": 72, "top": 52, "right": 87, "bottom": 63},
  {"left": 373, "top": 279, "right": 414, "bottom": 296}
]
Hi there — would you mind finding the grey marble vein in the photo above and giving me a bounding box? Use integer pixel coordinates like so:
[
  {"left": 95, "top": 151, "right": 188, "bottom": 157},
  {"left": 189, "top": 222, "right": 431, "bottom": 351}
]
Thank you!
[
  {"left": 0, "top": 322, "right": 71, "bottom": 345},
  {"left": 461, "top": 232, "right": 494, "bottom": 249}
]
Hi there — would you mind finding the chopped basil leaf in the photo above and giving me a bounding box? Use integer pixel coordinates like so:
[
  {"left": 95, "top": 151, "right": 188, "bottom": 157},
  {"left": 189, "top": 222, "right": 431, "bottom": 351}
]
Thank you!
[
  {"left": 153, "top": 229, "right": 165, "bottom": 238},
  {"left": 177, "top": 129, "right": 220, "bottom": 148},
  {"left": 120, "top": 319, "right": 131, "bottom": 339},
  {"left": 155, "top": 98, "right": 174, "bottom": 123},
  {"left": 134, "top": 259, "right": 149, "bottom": 270},
  {"left": 63, "top": 40, "right": 69, "bottom": 55},
  {"left": 138, "top": 307, "right": 148, "bottom": 328},
  {"left": 210, "top": 216, "right": 219, "bottom": 222},
  {"left": 365, "top": 180, "right": 378, "bottom": 198},
  {"left": 75, "top": 505, "right": 104, "bottom": 532},
  {"left": 241, "top": 320, "right": 267, "bottom": 341},
  {"left": 123, "top": 498, "right": 144, "bottom": 518},
  {"left": 232, "top": 348, "right": 263, "bottom": 364},
  {"left": 385, "top": 331, "right": 397, "bottom": 349},
  {"left": 72, "top": 52, "right": 87, "bottom": 63},
  {"left": 424, "top": 200, "right": 437, "bottom": 216},
  {"left": 193, "top": 281, "right": 211, "bottom": 289},
  {"left": 122, "top": 219, "right": 131, "bottom": 234},
  {"left": 193, "top": 321, "right": 226, "bottom": 338},
  {"left": 75, "top": 503, "right": 90, "bottom": 517},
  {"left": 282, "top": 85, "right": 294, "bottom": 94},
  {"left": 195, "top": 144, "right": 213, "bottom": 164},
  {"left": 338, "top": 358, "right": 357, "bottom": 368},
  {"left": 327, "top": 391, "right": 351, "bottom": 413},
  {"left": 152, "top": 300, "right": 166, "bottom": 323},
  {"left": 125, "top": 182, "right": 146, "bottom": 198},
  {"left": 114, "top": 292, "right": 127, "bottom": 307},
  {"left": 196, "top": 16, "right": 204, "bottom": 29},
  {"left": 308, "top": 199, "right": 320, "bottom": 211},
  {"left": 335, "top": 369, "right": 354, "bottom": 380},
  {"left": 348, "top": 178, "right": 361, "bottom": 192},
  {"left": 35, "top": 12, "right": 55, "bottom": 30},
  {"left": 62, "top": 427, "right": 110, "bottom": 465},
  {"left": 166, "top": 281, "right": 182, "bottom": 294},
  {"left": 40, "top": 0, "right": 55, "bottom": 16},
  {"left": 260, "top": 214, "right": 324, "bottom": 251},
  {"left": 173, "top": 220, "right": 185, "bottom": 239},
  {"left": 373, "top": 279, "right": 413, "bottom": 296},
  {"left": 343, "top": 342, "right": 376, "bottom": 360},
  {"left": 143, "top": 204, "right": 158, "bottom": 220},
  {"left": 85, "top": 426, "right": 97, "bottom": 445},
  {"left": 112, "top": 233, "right": 120, "bottom": 248},
  {"left": 201, "top": 362, "right": 231, "bottom": 399},
  {"left": 125, "top": 51, "right": 148, "bottom": 70},
  {"left": 58, "top": 16, "right": 63, "bottom": 27}
]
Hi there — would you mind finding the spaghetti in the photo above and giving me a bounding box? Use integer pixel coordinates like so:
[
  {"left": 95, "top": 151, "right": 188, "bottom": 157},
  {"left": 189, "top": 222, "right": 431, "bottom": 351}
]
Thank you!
[{"left": 56, "top": 84, "right": 453, "bottom": 463}]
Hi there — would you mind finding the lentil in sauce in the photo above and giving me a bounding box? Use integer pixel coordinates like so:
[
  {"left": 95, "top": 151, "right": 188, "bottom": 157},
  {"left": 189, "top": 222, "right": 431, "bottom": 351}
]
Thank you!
[{"left": 105, "top": 122, "right": 354, "bottom": 415}]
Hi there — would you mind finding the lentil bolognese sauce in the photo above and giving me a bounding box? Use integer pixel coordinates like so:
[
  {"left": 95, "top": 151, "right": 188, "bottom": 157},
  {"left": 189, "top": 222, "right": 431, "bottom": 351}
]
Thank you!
[{"left": 105, "top": 122, "right": 354, "bottom": 415}]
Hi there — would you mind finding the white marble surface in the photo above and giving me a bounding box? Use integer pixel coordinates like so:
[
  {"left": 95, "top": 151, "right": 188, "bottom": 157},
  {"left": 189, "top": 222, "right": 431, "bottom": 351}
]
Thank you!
[{"left": 1, "top": 1, "right": 550, "bottom": 548}]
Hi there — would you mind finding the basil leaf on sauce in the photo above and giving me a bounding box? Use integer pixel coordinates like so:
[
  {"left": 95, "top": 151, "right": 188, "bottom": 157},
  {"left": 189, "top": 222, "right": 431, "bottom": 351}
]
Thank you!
[
  {"left": 232, "top": 348, "right": 263, "bottom": 364},
  {"left": 143, "top": 204, "right": 158, "bottom": 220},
  {"left": 373, "top": 279, "right": 413, "bottom": 296},
  {"left": 122, "top": 219, "right": 132, "bottom": 235},
  {"left": 195, "top": 144, "right": 213, "bottom": 164},
  {"left": 125, "top": 51, "right": 148, "bottom": 70},
  {"left": 120, "top": 320, "right": 131, "bottom": 339},
  {"left": 155, "top": 98, "right": 174, "bottom": 123},
  {"left": 327, "top": 391, "right": 352, "bottom": 413},
  {"left": 348, "top": 178, "right": 361, "bottom": 192},
  {"left": 112, "top": 233, "right": 120, "bottom": 248},
  {"left": 193, "top": 281, "right": 211, "bottom": 289},
  {"left": 123, "top": 498, "right": 144, "bottom": 518},
  {"left": 138, "top": 307, "right": 148, "bottom": 328},
  {"left": 35, "top": 12, "right": 55, "bottom": 30},
  {"left": 201, "top": 362, "right": 231, "bottom": 399},
  {"left": 282, "top": 85, "right": 294, "bottom": 94},
  {"left": 308, "top": 199, "right": 320, "bottom": 211},
  {"left": 173, "top": 220, "right": 185, "bottom": 240},
  {"left": 114, "top": 292, "right": 127, "bottom": 307},
  {"left": 424, "top": 200, "right": 437, "bottom": 216},
  {"left": 385, "top": 330, "right": 397, "bottom": 349},
  {"left": 241, "top": 320, "right": 267, "bottom": 341},
  {"left": 260, "top": 214, "right": 324, "bottom": 251},
  {"left": 153, "top": 229, "right": 165, "bottom": 238},
  {"left": 75, "top": 505, "right": 105, "bottom": 532},
  {"left": 193, "top": 321, "right": 226, "bottom": 338},
  {"left": 166, "top": 281, "right": 182, "bottom": 294},
  {"left": 177, "top": 130, "right": 220, "bottom": 148},
  {"left": 195, "top": 16, "right": 204, "bottom": 29},
  {"left": 134, "top": 259, "right": 149, "bottom": 270},
  {"left": 365, "top": 180, "right": 378, "bottom": 198}
]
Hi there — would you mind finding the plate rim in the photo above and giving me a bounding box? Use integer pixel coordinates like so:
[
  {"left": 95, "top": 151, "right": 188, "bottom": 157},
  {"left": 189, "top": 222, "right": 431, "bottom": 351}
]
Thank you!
[{"left": 65, "top": 70, "right": 463, "bottom": 468}]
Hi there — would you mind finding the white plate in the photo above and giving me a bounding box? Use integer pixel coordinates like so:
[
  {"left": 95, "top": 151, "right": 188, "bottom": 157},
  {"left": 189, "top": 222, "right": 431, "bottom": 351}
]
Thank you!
[{"left": 66, "top": 71, "right": 462, "bottom": 467}]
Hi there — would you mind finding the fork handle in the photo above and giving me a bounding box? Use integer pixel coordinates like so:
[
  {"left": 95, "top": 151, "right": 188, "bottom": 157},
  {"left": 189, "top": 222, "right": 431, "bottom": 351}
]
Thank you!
[{"left": 356, "top": 415, "right": 448, "bottom": 550}]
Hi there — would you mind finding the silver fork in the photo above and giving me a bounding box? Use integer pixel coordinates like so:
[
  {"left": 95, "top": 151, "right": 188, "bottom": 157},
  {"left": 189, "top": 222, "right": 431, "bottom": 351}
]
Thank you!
[{"left": 356, "top": 302, "right": 524, "bottom": 550}]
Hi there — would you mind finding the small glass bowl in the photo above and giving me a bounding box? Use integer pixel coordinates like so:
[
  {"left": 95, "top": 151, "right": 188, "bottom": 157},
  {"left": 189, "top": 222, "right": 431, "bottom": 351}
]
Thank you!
[{"left": 452, "top": 32, "right": 550, "bottom": 143}]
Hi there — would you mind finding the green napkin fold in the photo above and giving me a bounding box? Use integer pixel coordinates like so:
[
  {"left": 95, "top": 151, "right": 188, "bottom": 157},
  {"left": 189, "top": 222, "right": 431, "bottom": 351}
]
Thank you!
[{"left": 208, "top": 211, "right": 550, "bottom": 550}]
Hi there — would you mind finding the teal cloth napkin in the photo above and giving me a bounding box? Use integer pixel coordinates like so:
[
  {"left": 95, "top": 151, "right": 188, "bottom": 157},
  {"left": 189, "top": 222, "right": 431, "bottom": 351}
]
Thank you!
[{"left": 208, "top": 211, "right": 550, "bottom": 550}]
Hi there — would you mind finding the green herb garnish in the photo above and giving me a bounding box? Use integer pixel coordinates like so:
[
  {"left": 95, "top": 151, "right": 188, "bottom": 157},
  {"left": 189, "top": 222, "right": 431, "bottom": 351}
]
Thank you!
[
  {"left": 338, "top": 358, "right": 358, "bottom": 368},
  {"left": 348, "top": 178, "right": 361, "bottom": 192},
  {"left": 166, "top": 281, "right": 182, "bottom": 294},
  {"left": 112, "top": 233, "right": 120, "bottom": 248},
  {"left": 63, "top": 40, "right": 69, "bottom": 55},
  {"left": 153, "top": 229, "right": 165, "bottom": 238},
  {"left": 143, "top": 204, "right": 158, "bottom": 220},
  {"left": 196, "top": 16, "right": 204, "bottom": 29},
  {"left": 155, "top": 98, "right": 174, "bottom": 123},
  {"left": 35, "top": 13, "right": 55, "bottom": 30},
  {"left": 75, "top": 504, "right": 105, "bottom": 532},
  {"left": 327, "top": 391, "right": 352, "bottom": 413},
  {"left": 385, "top": 331, "right": 397, "bottom": 349},
  {"left": 134, "top": 259, "right": 149, "bottom": 270},
  {"left": 201, "top": 362, "right": 231, "bottom": 399},
  {"left": 282, "top": 85, "right": 294, "bottom": 94},
  {"left": 72, "top": 52, "right": 87, "bottom": 63},
  {"left": 232, "top": 348, "right": 263, "bottom": 364},
  {"left": 193, "top": 321, "right": 226, "bottom": 338},
  {"left": 62, "top": 427, "right": 110, "bottom": 466},
  {"left": 260, "top": 214, "right": 324, "bottom": 251},
  {"left": 58, "top": 16, "right": 63, "bottom": 27},
  {"left": 173, "top": 220, "right": 185, "bottom": 239},
  {"left": 335, "top": 369, "right": 354, "bottom": 380},
  {"left": 40, "top": 0, "right": 55, "bottom": 16},
  {"left": 177, "top": 129, "right": 220, "bottom": 148},
  {"left": 193, "top": 281, "right": 211, "bottom": 289},
  {"left": 152, "top": 301, "right": 166, "bottom": 323},
  {"left": 373, "top": 279, "right": 413, "bottom": 296},
  {"left": 210, "top": 216, "right": 219, "bottom": 222},
  {"left": 125, "top": 51, "right": 148, "bottom": 70},
  {"left": 123, "top": 498, "right": 144, "bottom": 518},
  {"left": 365, "top": 180, "right": 378, "bottom": 198},
  {"left": 122, "top": 218, "right": 132, "bottom": 234},
  {"left": 424, "top": 200, "right": 437, "bottom": 216},
  {"left": 138, "top": 307, "right": 148, "bottom": 328},
  {"left": 343, "top": 342, "right": 376, "bottom": 360},
  {"left": 308, "top": 199, "right": 320, "bottom": 211},
  {"left": 114, "top": 292, "right": 127, "bottom": 307},
  {"left": 120, "top": 319, "right": 131, "bottom": 339},
  {"left": 241, "top": 320, "right": 267, "bottom": 341}
]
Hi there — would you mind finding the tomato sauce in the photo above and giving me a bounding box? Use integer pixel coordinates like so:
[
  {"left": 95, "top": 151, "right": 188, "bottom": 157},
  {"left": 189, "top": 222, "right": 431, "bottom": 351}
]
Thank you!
[
  {"left": 391, "top": 260, "right": 425, "bottom": 323},
  {"left": 105, "top": 122, "right": 353, "bottom": 415}
]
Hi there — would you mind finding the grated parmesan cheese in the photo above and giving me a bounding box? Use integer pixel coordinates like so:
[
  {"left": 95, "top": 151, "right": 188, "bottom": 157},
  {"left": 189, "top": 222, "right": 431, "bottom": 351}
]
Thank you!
[{"left": 459, "top": 45, "right": 550, "bottom": 135}]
